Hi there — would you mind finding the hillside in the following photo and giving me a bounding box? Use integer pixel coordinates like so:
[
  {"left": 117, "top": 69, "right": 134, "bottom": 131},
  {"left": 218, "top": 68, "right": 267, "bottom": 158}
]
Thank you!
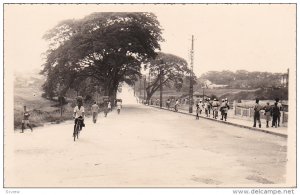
[{"left": 13, "top": 70, "right": 74, "bottom": 130}]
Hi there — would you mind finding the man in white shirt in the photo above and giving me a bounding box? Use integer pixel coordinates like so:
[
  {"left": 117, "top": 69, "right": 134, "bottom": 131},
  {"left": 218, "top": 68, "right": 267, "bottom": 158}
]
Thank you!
[
  {"left": 91, "top": 101, "right": 99, "bottom": 123},
  {"left": 73, "top": 96, "right": 85, "bottom": 130}
]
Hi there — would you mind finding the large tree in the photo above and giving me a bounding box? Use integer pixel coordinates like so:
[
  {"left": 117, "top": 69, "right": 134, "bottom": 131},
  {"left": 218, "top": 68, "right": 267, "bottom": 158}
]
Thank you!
[
  {"left": 41, "top": 12, "right": 163, "bottom": 100},
  {"left": 144, "top": 52, "right": 190, "bottom": 101}
]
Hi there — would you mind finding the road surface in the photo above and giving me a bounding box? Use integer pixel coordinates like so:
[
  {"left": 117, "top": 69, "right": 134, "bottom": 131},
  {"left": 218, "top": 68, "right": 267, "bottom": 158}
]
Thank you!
[{"left": 5, "top": 104, "right": 287, "bottom": 187}]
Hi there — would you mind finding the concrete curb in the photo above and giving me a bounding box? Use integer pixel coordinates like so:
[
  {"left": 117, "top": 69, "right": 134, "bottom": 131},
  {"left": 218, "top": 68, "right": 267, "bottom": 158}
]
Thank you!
[{"left": 148, "top": 105, "right": 287, "bottom": 138}]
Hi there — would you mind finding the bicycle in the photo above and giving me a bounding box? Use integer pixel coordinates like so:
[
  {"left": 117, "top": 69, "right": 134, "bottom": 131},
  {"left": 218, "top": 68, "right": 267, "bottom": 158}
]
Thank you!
[{"left": 73, "top": 117, "right": 83, "bottom": 142}]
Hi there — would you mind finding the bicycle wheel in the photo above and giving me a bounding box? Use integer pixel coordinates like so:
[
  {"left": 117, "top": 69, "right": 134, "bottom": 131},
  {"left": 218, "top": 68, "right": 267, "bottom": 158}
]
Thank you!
[
  {"left": 73, "top": 125, "right": 77, "bottom": 142},
  {"left": 76, "top": 124, "right": 80, "bottom": 140}
]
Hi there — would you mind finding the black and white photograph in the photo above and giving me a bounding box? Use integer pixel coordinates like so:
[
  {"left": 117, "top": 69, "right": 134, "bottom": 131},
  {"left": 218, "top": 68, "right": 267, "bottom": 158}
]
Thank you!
[{"left": 2, "top": 2, "right": 297, "bottom": 192}]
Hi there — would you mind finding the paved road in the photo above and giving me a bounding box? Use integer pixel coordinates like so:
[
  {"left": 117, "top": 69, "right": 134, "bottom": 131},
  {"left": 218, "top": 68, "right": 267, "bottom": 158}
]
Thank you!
[{"left": 5, "top": 104, "right": 287, "bottom": 187}]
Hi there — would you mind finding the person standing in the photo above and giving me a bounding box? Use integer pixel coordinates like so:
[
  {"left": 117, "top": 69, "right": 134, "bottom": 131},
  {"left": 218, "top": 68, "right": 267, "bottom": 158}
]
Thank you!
[
  {"left": 195, "top": 104, "right": 200, "bottom": 120},
  {"left": 166, "top": 99, "right": 171, "bottom": 109},
  {"left": 204, "top": 99, "right": 209, "bottom": 117},
  {"left": 271, "top": 102, "right": 281, "bottom": 128},
  {"left": 117, "top": 101, "right": 122, "bottom": 114},
  {"left": 198, "top": 100, "right": 203, "bottom": 115},
  {"left": 275, "top": 98, "right": 282, "bottom": 127},
  {"left": 253, "top": 98, "right": 262, "bottom": 128},
  {"left": 208, "top": 98, "right": 212, "bottom": 117},
  {"left": 91, "top": 101, "right": 99, "bottom": 123},
  {"left": 221, "top": 98, "right": 230, "bottom": 121},
  {"left": 21, "top": 106, "right": 33, "bottom": 133},
  {"left": 264, "top": 102, "right": 272, "bottom": 128},
  {"left": 103, "top": 101, "right": 108, "bottom": 117},
  {"left": 107, "top": 101, "right": 112, "bottom": 112},
  {"left": 212, "top": 98, "right": 220, "bottom": 119},
  {"left": 174, "top": 99, "right": 179, "bottom": 112}
]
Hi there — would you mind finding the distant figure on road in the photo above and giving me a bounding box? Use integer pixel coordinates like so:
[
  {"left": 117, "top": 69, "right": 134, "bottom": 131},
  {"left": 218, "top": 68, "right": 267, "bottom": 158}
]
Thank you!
[
  {"left": 197, "top": 100, "right": 203, "bottom": 115},
  {"left": 91, "top": 101, "right": 99, "bottom": 124},
  {"left": 208, "top": 98, "right": 212, "bottom": 117},
  {"left": 166, "top": 99, "right": 171, "bottom": 109},
  {"left": 196, "top": 104, "right": 200, "bottom": 120},
  {"left": 275, "top": 98, "right": 282, "bottom": 127},
  {"left": 264, "top": 102, "right": 272, "bottom": 128},
  {"left": 21, "top": 106, "right": 33, "bottom": 133},
  {"left": 103, "top": 102, "right": 108, "bottom": 117},
  {"left": 107, "top": 101, "right": 112, "bottom": 112},
  {"left": 117, "top": 101, "right": 122, "bottom": 114},
  {"left": 253, "top": 98, "right": 262, "bottom": 128},
  {"left": 73, "top": 96, "right": 85, "bottom": 131},
  {"left": 204, "top": 99, "right": 209, "bottom": 117},
  {"left": 174, "top": 99, "right": 179, "bottom": 112},
  {"left": 271, "top": 102, "right": 281, "bottom": 128}
]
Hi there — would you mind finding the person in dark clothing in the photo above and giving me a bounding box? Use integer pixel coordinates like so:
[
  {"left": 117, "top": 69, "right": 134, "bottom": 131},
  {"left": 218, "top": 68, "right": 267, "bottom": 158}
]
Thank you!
[
  {"left": 253, "top": 99, "right": 262, "bottom": 128},
  {"left": 275, "top": 98, "right": 282, "bottom": 127},
  {"left": 271, "top": 102, "right": 281, "bottom": 128}
]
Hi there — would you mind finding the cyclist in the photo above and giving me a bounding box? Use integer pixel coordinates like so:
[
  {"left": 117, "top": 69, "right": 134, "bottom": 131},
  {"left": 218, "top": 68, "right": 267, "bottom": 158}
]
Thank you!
[{"left": 73, "top": 96, "right": 85, "bottom": 132}]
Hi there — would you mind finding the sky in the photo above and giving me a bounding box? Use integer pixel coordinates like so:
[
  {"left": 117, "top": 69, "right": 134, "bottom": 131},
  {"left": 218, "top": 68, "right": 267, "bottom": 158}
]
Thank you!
[{"left": 4, "top": 4, "right": 295, "bottom": 77}]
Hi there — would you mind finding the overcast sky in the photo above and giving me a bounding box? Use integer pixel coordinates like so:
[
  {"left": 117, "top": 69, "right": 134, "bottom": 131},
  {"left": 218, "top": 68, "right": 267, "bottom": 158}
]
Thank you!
[{"left": 5, "top": 4, "right": 295, "bottom": 77}]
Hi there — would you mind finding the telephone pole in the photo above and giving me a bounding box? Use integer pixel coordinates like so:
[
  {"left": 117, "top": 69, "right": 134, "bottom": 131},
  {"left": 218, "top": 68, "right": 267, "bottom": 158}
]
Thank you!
[
  {"left": 160, "top": 65, "right": 164, "bottom": 108},
  {"left": 189, "top": 35, "right": 194, "bottom": 113}
]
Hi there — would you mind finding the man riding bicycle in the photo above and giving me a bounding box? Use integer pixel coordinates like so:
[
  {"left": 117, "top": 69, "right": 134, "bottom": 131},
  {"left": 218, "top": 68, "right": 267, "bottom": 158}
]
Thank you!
[{"left": 73, "top": 96, "right": 85, "bottom": 131}]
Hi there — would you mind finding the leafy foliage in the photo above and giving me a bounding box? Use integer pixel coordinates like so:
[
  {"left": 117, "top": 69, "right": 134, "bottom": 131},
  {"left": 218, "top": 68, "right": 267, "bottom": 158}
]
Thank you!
[
  {"left": 199, "top": 70, "right": 283, "bottom": 89},
  {"left": 41, "top": 12, "right": 163, "bottom": 100},
  {"left": 144, "top": 52, "right": 191, "bottom": 100}
]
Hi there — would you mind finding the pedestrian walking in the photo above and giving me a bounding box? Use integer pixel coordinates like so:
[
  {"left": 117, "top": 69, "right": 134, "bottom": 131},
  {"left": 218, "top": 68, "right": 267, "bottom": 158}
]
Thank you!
[
  {"left": 253, "top": 98, "right": 262, "bottom": 128},
  {"left": 197, "top": 100, "right": 203, "bottom": 115},
  {"left": 196, "top": 104, "right": 200, "bottom": 120},
  {"left": 166, "top": 99, "right": 171, "bottom": 109},
  {"left": 103, "top": 101, "right": 108, "bottom": 117},
  {"left": 107, "top": 101, "right": 112, "bottom": 112},
  {"left": 21, "top": 106, "right": 33, "bottom": 133},
  {"left": 263, "top": 102, "right": 271, "bottom": 128},
  {"left": 91, "top": 101, "right": 99, "bottom": 123},
  {"left": 271, "top": 102, "right": 281, "bottom": 128},
  {"left": 212, "top": 98, "right": 220, "bottom": 119},
  {"left": 174, "top": 99, "right": 179, "bottom": 112},
  {"left": 220, "top": 99, "right": 229, "bottom": 121},
  {"left": 208, "top": 98, "right": 212, "bottom": 117},
  {"left": 204, "top": 99, "right": 209, "bottom": 117},
  {"left": 117, "top": 101, "right": 122, "bottom": 114},
  {"left": 275, "top": 98, "right": 282, "bottom": 127}
]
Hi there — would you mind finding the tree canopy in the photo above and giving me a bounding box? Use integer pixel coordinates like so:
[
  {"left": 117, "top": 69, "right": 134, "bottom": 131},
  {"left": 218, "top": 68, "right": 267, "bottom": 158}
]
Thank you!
[
  {"left": 41, "top": 12, "right": 163, "bottom": 100},
  {"left": 144, "top": 52, "right": 191, "bottom": 100},
  {"left": 199, "top": 70, "right": 283, "bottom": 89}
]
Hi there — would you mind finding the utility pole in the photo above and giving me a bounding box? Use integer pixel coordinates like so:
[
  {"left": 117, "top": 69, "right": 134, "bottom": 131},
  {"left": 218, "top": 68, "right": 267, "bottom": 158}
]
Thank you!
[
  {"left": 60, "top": 96, "right": 63, "bottom": 117},
  {"left": 287, "top": 68, "right": 289, "bottom": 88},
  {"left": 143, "top": 76, "right": 146, "bottom": 102},
  {"left": 133, "top": 82, "right": 135, "bottom": 96},
  {"left": 139, "top": 77, "right": 142, "bottom": 100},
  {"left": 160, "top": 62, "right": 164, "bottom": 108},
  {"left": 189, "top": 35, "right": 194, "bottom": 113}
]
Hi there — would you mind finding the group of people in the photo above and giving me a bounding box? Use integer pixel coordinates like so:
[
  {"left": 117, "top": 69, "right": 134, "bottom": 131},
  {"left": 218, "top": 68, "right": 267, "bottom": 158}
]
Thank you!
[
  {"left": 20, "top": 96, "right": 122, "bottom": 134},
  {"left": 73, "top": 97, "right": 123, "bottom": 133},
  {"left": 195, "top": 98, "right": 230, "bottom": 121},
  {"left": 253, "top": 98, "right": 282, "bottom": 128}
]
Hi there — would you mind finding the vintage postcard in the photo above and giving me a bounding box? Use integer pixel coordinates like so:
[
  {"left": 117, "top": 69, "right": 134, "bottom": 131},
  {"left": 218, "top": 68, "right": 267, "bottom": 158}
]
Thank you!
[{"left": 2, "top": 2, "right": 297, "bottom": 193}]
